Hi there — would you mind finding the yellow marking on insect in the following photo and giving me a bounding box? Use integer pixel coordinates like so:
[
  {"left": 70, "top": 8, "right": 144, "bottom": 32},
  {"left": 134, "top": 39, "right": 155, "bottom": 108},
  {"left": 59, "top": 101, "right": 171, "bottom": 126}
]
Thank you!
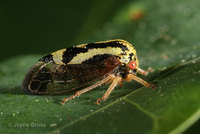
[
  {"left": 76, "top": 43, "right": 87, "bottom": 48},
  {"left": 51, "top": 49, "right": 66, "bottom": 64},
  {"left": 68, "top": 39, "right": 138, "bottom": 65},
  {"left": 68, "top": 47, "right": 122, "bottom": 64},
  {"left": 96, "top": 39, "right": 138, "bottom": 65}
]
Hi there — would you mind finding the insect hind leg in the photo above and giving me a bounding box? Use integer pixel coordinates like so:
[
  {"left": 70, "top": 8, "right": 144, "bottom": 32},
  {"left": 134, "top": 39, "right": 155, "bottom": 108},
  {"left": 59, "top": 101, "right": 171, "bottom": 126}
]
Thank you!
[{"left": 61, "top": 74, "right": 115, "bottom": 105}]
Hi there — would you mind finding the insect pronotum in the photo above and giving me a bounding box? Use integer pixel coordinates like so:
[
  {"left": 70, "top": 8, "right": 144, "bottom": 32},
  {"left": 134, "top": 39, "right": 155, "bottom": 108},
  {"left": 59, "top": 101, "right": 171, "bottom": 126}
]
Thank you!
[{"left": 22, "top": 39, "right": 156, "bottom": 104}]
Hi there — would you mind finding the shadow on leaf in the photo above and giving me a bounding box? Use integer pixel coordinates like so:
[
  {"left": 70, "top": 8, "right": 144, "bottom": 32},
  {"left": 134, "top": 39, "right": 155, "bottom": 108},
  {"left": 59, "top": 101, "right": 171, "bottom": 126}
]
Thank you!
[{"left": 0, "top": 86, "right": 24, "bottom": 95}]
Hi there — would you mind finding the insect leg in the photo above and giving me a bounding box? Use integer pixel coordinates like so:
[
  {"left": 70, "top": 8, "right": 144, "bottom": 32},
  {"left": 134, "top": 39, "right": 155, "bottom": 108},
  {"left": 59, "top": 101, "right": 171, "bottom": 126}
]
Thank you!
[
  {"left": 137, "top": 67, "right": 153, "bottom": 76},
  {"left": 61, "top": 74, "right": 115, "bottom": 105},
  {"left": 126, "top": 74, "right": 156, "bottom": 88},
  {"left": 96, "top": 76, "right": 122, "bottom": 105}
]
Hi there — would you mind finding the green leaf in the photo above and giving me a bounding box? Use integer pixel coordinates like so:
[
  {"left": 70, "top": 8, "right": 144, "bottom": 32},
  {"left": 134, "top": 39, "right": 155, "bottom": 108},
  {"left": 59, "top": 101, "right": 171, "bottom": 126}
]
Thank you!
[{"left": 1, "top": 0, "right": 200, "bottom": 134}]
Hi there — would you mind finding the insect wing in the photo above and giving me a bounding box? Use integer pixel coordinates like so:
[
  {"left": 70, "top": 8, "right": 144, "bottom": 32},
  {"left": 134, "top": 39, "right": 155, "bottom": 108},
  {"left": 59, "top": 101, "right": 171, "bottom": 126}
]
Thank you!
[{"left": 22, "top": 56, "right": 120, "bottom": 95}]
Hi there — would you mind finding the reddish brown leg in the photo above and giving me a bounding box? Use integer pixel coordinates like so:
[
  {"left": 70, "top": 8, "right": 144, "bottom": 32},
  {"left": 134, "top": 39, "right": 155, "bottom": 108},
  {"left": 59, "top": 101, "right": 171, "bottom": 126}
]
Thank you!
[
  {"left": 61, "top": 74, "right": 115, "bottom": 105},
  {"left": 125, "top": 74, "right": 156, "bottom": 89},
  {"left": 96, "top": 76, "right": 122, "bottom": 105},
  {"left": 137, "top": 67, "right": 153, "bottom": 76}
]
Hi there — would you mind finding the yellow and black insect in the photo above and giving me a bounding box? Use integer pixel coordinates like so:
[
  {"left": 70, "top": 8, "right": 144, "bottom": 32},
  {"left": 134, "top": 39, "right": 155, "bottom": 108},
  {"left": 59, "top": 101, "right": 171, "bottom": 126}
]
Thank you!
[{"left": 22, "top": 39, "right": 156, "bottom": 104}]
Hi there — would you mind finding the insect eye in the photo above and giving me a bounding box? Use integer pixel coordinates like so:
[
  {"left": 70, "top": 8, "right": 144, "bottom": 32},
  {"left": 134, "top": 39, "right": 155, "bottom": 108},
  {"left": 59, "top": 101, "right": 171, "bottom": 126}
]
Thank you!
[{"left": 128, "top": 61, "right": 137, "bottom": 70}]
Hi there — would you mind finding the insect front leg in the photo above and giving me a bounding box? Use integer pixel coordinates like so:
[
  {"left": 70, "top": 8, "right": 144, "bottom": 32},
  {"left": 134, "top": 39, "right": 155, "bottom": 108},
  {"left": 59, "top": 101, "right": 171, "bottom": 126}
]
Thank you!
[
  {"left": 96, "top": 76, "right": 122, "bottom": 105},
  {"left": 137, "top": 67, "right": 153, "bottom": 76},
  {"left": 125, "top": 73, "right": 156, "bottom": 89},
  {"left": 61, "top": 74, "right": 115, "bottom": 105}
]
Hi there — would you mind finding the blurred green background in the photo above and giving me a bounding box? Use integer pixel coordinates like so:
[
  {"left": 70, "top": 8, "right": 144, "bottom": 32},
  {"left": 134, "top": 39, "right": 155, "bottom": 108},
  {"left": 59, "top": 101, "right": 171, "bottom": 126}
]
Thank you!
[{"left": 0, "top": 0, "right": 130, "bottom": 62}]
